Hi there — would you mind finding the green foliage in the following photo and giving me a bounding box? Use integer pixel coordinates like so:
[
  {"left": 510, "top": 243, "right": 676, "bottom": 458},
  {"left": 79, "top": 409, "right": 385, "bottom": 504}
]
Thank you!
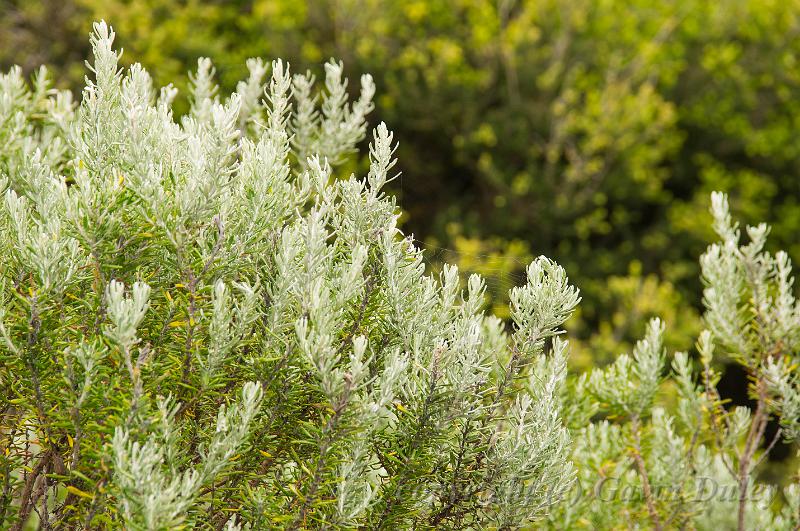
[
  {"left": 3, "top": 0, "right": 796, "bottom": 362},
  {"left": 2, "top": 16, "right": 800, "bottom": 531},
  {"left": 543, "top": 193, "right": 800, "bottom": 530},
  {"left": 0, "top": 23, "right": 580, "bottom": 529}
]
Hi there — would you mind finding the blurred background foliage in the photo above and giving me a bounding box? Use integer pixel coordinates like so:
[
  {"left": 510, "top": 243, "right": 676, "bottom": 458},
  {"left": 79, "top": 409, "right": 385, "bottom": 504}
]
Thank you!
[{"left": 2, "top": 0, "right": 800, "bottom": 371}]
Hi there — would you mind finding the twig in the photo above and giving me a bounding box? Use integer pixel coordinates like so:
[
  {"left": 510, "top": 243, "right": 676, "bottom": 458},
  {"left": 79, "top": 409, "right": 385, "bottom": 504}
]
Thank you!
[
  {"left": 11, "top": 450, "right": 51, "bottom": 531},
  {"left": 737, "top": 378, "right": 769, "bottom": 531},
  {"left": 288, "top": 376, "right": 354, "bottom": 530},
  {"left": 376, "top": 350, "right": 442, "bottom": 529},
  {"left": 630, "top": 415, "right": 663, "bottom": 531}
]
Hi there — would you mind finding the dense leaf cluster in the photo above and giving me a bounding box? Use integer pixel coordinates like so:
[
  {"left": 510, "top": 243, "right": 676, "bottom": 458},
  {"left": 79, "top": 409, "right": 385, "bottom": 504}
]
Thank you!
[
  {"left": 0, "top": 23, "right": 578, "bottom": 529},
  {"left": 1, "top": 21, "right": 799, "bottom": 531},
  {"left": 4, "top": 0, "right": 800, "bottom": 363}
]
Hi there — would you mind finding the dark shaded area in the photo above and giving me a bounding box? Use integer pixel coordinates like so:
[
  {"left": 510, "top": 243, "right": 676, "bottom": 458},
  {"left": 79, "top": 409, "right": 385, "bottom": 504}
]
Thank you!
[{"left": 717, "top": 363, "right": 793, "bottom": 464}]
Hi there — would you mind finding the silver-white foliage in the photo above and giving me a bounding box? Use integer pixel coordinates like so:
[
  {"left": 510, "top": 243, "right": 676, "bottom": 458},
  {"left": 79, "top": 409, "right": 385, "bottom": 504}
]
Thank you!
[
  {"left": 7, "top": 18, "right": 797, "bottom": 531},
  {"left": 112, "top": 382, "right": 263, "bottom": 530},
  {"left": 0, "top": 20, "right": 582, "bottom": 529},
  {"left": 588, "top": 317, "right": 665, "bottom": 416},
  {"left": 545, "top": 193, "right": 800, "bottom": 530}
]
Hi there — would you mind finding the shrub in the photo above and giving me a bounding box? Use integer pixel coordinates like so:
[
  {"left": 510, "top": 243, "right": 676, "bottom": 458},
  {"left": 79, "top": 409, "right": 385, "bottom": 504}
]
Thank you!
[
  {"left": 0, "top": 22, "right": 578, "bottom": 529},
  {"left": 9, "top": 0, "right": 800, "bottom": 379},
  {"left": 0, "top": 21, "right": 798, "bottom": 531},
  {"left": 545, "top": 192, "right": 800, "bottom": 530}
]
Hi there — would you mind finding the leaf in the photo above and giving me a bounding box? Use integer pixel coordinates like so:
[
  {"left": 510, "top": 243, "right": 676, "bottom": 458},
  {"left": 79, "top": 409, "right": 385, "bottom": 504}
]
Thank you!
[{"left": 66, "top": 485, "right": 94, "bottom": 499}]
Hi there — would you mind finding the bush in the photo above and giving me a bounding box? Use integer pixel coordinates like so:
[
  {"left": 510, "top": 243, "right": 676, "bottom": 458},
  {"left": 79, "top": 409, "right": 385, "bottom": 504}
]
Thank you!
[
  {"left": 0, "top": 22, "right": 579, "bottom": 529},
  {"left": 0, "top": 21, "right": 798, "bottom": 530},
  {"left": 6, "top": 1, "right": 800, "bottom": 364}
]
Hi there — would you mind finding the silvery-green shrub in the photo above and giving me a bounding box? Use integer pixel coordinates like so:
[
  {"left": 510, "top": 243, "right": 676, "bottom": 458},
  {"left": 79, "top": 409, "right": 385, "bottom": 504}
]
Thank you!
[{"left": 0, "top": 21, "right": 798, "bottom": 531}]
